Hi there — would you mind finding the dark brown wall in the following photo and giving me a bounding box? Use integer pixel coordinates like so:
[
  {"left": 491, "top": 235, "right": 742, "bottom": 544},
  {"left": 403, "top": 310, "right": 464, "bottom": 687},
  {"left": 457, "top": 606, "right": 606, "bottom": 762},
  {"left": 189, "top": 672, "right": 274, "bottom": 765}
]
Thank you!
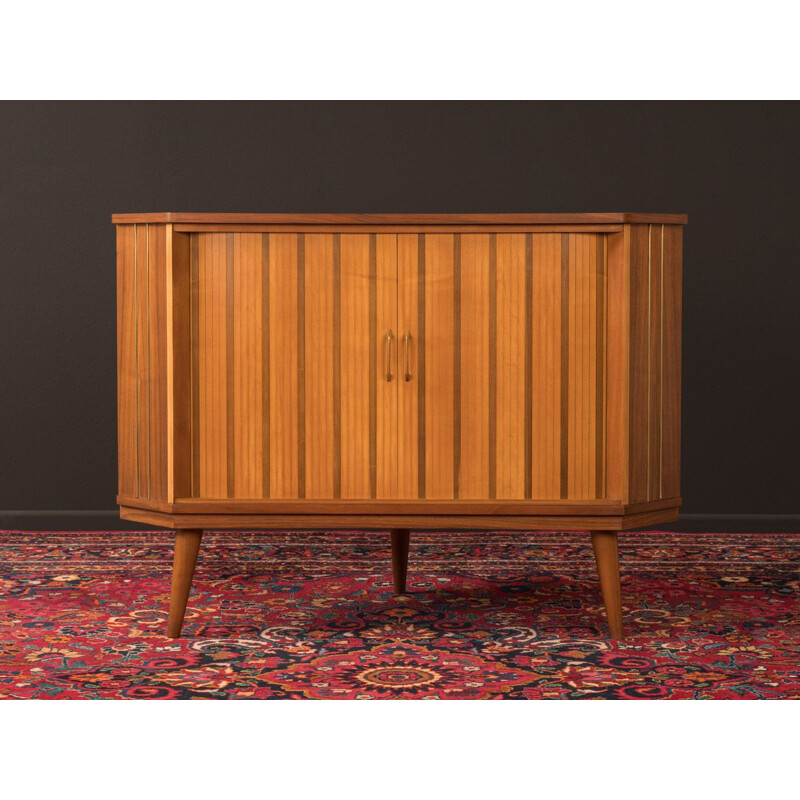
[{"left": 0, "top": 101, "right": 798, "bottom": 529}]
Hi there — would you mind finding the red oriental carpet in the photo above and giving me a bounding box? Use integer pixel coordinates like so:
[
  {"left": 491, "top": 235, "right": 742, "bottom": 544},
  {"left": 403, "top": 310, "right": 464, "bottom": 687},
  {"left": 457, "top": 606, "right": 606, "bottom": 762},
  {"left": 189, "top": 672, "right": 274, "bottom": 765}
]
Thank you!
[{"left": 0, "top": 530, "right": 798, "bottom": 699}]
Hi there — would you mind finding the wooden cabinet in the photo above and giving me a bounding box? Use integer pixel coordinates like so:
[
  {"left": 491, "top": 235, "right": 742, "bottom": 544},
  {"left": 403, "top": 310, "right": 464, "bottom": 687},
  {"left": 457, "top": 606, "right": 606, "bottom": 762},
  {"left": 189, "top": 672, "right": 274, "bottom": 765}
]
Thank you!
[{"left": 114, "top": 213, "right": 686, "bottom": 638}]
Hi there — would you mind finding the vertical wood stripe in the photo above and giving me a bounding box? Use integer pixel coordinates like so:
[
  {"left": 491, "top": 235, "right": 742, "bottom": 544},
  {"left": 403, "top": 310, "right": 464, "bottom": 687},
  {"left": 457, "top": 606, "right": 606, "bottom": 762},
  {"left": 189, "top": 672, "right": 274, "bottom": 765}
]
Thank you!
[
  {"left": 261, "top": 234, "right": 270, "bottom": 497},
  {"left": 269, "top": 234, "right": 299, "bottom": 498},
  {"left": 231, "top": 233, "right": 263, "bottom": 498},
  {"left": 530, "top": 234, "right": 561, "bottom": 500},
  {"left": 488, "top": 233, "right": 497, "bottom": 499},
  {"left": 368, "top": 234, "right": 377, "bottom": 498},
  {"left": 417, "top": 234, "right": 426, "bottom": 498},
  {"left": 133, "top": 224, "right": 139, "bottom": 496},
  {"left": 596, "top": 234, "right": 605, "bottom": 498},
  {"left": 648, "top": 224, "right": 663, "bottom": 501},
  {"left": 560, "top": 233, "right": 569, "bottom": 498},
  {"left": 458, "top": 234, "right": 490, "bottom": 499},
  {"left": 453, "top": 234, "right": 461, "bottom": 498},
  {"left": 524, "top": 234, "right": 533, "bottom": 499},
  {"left": 297, "top": 233, "right": 306, "bottom": 498},
  {"left": 339, "top": 235, "right": 371, "bottom": 497},
  {"left": 225, "top": 234, "right": 235, "bottom": 497},
  {"left": 375, "top": 234, "right": 398, "bottom": 498},
  {"left": 117, "top": 226, "right": 137, "bottom": 498},
  {"left": 303, "top": 234, "right": 335, "bottom": 499},
  {"left": 145, "top": 225, "right": 151, "bottom": 497},
  {"left": 660, "top": 225, "right": 665, "bottom": 498},
  {"left": 628, "top": 224, "right": 652, "bottom": 503},
  {"left": 495, "top": 235, "right": 526, "bottom": 498},
  {"left": 661, "top": 225, "right": 682, "bottom": 499},
  {"left": 190, "top": 235, "right": 200, "bottom": 496},
  {"left": 148, "top": 224, "right": 168, "bottom": 502},
  {"left": 135, "top": 224, "right": 150, "bottom": 500},
  {"left": 333, "top": 234, "right": 342, "bottom": 498}
]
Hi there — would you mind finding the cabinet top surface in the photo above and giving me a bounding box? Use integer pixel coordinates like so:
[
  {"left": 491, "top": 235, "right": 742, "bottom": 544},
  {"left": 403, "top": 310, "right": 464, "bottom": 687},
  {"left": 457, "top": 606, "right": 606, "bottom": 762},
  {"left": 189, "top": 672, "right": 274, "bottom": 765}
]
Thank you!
[{"left": 112, "top": 212, "right": 688, "bottom": 225}]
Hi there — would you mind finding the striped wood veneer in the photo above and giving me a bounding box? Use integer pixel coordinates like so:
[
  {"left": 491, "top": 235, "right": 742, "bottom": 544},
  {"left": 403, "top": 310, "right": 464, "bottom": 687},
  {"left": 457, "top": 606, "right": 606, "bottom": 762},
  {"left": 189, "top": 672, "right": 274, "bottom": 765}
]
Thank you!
[{"left": 117, "top": 224, "right": 681, "bottom": 506}]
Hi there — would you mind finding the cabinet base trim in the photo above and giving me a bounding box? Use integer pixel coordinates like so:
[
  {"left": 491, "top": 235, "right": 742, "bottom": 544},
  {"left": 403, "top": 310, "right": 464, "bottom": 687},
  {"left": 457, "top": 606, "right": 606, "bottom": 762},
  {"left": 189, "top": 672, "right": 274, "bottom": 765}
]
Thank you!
[{"left": 119, "top": 505, "right": 680, "bottom": 531}]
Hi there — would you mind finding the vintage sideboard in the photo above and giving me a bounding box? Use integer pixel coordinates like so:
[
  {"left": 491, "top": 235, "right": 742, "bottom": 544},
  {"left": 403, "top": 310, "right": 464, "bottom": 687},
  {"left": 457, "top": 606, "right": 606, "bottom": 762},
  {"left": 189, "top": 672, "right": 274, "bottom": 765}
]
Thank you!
[{"left": 114, "top": 213, "right": 685, "bottom": 638}]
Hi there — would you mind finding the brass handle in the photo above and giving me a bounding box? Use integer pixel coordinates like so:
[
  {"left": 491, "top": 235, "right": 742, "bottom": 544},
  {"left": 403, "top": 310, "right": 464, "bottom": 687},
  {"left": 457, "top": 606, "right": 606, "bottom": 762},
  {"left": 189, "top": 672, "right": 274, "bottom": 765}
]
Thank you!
[
  {"left": 385, "top": 329, "right": 393, "bottom": 382},
  {"left": 403, "top": 331, "right": 412, "bottom": 381}
]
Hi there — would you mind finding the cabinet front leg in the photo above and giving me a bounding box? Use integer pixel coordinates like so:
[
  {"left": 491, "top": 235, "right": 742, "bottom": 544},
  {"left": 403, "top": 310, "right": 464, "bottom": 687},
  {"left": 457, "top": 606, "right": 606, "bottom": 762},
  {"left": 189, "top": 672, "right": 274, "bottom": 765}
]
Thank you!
[
  {"left": 590, "top": 531, "right": 624, "bottom": 639},
  {"left": 390, "top": 529, "right": 411, "bottom": 594},
  {"left": 167, "top": 529, "right": 203, "bottom": 638}
]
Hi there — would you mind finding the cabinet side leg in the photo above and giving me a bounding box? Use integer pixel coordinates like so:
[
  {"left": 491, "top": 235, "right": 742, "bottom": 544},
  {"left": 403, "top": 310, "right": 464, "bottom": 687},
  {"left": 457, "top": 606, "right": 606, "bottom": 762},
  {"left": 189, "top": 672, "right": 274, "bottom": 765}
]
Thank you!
[
  {"left": 167, "top": 529, "right": 203, "bottom": 638},
  {"left": 590, "top": 531, "right": 624, "bottom": 639},
  {"left": 390, "top": 529, "right": 411, "bottom": 594}
]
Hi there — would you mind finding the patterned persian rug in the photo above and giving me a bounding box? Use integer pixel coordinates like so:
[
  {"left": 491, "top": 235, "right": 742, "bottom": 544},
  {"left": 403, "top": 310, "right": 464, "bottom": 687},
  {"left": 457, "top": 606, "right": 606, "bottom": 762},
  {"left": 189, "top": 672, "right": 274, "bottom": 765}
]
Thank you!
[{"left": 0, "top": 530, "right": 798, "bottom": 699}]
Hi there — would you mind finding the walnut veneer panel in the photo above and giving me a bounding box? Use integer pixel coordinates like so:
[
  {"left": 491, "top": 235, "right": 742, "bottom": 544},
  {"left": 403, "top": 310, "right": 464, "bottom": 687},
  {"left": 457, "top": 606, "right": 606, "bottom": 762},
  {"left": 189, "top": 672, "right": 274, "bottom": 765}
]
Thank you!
[{"left": 627, "top": 224, "right": 682, "bottom": 503}]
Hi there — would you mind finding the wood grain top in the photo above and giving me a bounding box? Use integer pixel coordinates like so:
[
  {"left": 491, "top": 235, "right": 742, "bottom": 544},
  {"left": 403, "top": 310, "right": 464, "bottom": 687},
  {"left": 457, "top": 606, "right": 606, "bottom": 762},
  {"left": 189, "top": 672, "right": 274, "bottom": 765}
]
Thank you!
[{"left": 112, "top": 212, "right": 688, "bottom": 225}]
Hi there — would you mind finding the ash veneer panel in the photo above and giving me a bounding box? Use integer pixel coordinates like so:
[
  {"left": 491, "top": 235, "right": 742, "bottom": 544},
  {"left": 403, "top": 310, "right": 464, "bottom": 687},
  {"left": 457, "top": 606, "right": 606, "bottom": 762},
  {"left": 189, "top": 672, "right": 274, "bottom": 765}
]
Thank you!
[
  {"left": 421, "top": 235, "right": 456, "bottom": 500},
  {"left": 117, "top": 223, "right": 172, "bottom": 502},
  {"left": 458, "top": 233, "right": 491, "bottom": 500},
  {"left": 231, "top": 234, "right": 265, "bottom": 498},
  {"left": 268, "top": 234, "right": 300, "bottom": 499},
  {"left": 531, "top": 234, "right": 564, "bottom": 500},
  {"left": 339, "top": 235, "right": 372, "bottom": 499},
  {"left": 303, "top": 234, "right": 336, "bottom": 499},
  {"left": 495, "top": 234, "right": 528, "bottom": 499}
]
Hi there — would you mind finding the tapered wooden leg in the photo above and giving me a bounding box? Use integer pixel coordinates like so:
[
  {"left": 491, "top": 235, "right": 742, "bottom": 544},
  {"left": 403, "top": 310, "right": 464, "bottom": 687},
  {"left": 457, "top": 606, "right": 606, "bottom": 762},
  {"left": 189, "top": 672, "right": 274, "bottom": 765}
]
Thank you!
[
  {"left": 591, "top": 531, "right": 624, "bottom": 639},
  {"left": 167, "top": 529, "right": 203, "bottom": 638},
  {"left": 390, "top": 529, "right": 410, "bottom": 594}
]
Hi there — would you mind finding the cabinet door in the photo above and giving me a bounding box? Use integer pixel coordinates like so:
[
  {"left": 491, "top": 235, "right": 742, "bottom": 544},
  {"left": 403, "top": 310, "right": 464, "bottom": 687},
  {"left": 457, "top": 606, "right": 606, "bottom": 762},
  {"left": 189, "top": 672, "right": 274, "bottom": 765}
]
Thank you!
[
  {"left": 190, "top": 232, "right": 397, "bottom": 499},
  {"left": 397, "top": 232, "right": 607, "bottom": 501}
]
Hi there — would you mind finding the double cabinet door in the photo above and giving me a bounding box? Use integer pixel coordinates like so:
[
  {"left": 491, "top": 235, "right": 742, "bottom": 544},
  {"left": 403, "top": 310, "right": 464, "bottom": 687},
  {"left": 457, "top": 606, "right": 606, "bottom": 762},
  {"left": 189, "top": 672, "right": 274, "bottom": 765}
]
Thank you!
[{"left": 190, "top": 231, "right": 607, "bottom": 502}]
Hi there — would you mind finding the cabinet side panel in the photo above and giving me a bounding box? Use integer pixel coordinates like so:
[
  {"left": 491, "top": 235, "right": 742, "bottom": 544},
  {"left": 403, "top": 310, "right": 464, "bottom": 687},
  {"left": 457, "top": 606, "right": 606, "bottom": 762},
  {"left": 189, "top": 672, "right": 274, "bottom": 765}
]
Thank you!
[
  {"left": 628, "top": 224, "right": 650, "bottom": 503},
  {"left": 459, "top": 234, "right": 491, "bottom": 499},
  {"left": 495, "top": 234, "right": 527, "bottom": 498},
  {"left": 117, "top": 225, "right": 138, "bottom": 498},
  {"left": 661, "top": 225, "right": 682, "bottom": 498},
  {"left": 627, "top": 223, "right": 679, "bottom": 504}
]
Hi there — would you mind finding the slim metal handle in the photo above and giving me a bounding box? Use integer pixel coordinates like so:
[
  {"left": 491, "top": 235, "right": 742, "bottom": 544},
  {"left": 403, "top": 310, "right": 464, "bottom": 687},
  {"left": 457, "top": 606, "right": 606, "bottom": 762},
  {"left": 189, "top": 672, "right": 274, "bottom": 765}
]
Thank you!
[
  {"left": 385, "top": 329, "right": 393, "bottom": 382},
  {"left": 403, "top": 331, "right": 412, "bottom": 382}
]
